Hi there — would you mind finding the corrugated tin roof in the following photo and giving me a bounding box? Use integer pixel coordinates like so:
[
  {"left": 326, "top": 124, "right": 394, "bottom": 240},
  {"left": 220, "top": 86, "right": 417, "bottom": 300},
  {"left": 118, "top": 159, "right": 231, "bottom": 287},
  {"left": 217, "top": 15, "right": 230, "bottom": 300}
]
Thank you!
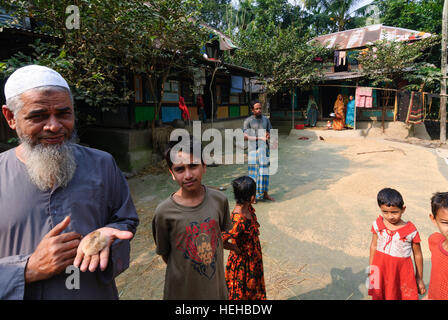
[
  {"left": 311, "top": 24, "right": 432, "bottom": 50},
  {"left": 324, "top": 71, "right": 363, "bottom": 80},
  {"left": 0, "top": 12, "right": 31, "bottom": 29},
  {"left": 0, "top": 12, "right": 60, "bottom": 38},
  {"left": 223, "top": 62, "right": 257, "bottom": 76},
  {"left": 199, "top": 23, "right": 238, "bottom": 50},
  {"left": 0, "top": 25, "right": 62, "bottom": 38}
]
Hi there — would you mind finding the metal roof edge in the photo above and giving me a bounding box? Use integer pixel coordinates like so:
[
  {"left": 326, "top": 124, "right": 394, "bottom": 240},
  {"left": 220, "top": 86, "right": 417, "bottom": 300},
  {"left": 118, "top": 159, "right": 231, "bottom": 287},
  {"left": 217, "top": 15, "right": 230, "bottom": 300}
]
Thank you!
[
  {"left": 311, "top": 24, "right": 431, "bottom": 43},
  {"left": 311, "top": 24, "right": 383, "bottom": 41}
]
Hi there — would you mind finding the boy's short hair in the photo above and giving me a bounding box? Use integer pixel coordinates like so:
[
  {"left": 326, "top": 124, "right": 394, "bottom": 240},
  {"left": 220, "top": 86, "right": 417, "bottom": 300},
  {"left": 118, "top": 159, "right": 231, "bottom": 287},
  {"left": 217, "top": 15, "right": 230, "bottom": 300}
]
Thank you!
[
  {"left": 164, "top": 135, "right": 204, "bottom": 168},
  {"left": 377, "top": 188, "right": 404, "bottom": 209},
  {"left": 431, "top": 192, "right": 448, "bottom": 217},
  {"left": 231, "top": 176, "right": 256, "bottom": 204}
]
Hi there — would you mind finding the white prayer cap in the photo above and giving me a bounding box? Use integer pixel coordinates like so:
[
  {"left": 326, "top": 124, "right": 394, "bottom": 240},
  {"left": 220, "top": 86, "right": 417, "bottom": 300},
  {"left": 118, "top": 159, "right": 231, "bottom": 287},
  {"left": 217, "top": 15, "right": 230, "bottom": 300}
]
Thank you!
[{"left": 4, "top": 65, "right": 70, "bottom": 100}]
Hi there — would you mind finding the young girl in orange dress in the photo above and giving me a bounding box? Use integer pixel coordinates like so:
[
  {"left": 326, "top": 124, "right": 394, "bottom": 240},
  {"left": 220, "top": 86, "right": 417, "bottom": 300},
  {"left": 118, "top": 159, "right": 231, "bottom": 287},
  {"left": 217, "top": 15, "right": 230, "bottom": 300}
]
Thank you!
[
  {"left": 223, "top": 176, "right": 266, "bottom": 300},
  {"left": 368, "top": 188, "right": 426, "bottom": 300}
]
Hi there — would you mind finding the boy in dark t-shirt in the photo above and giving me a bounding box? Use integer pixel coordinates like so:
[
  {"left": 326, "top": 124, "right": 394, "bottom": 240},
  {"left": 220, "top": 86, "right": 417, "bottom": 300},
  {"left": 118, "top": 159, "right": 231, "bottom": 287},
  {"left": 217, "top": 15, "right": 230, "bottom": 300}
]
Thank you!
[{"left": 152, "top": 136, "right": 232, "bottom": 300}]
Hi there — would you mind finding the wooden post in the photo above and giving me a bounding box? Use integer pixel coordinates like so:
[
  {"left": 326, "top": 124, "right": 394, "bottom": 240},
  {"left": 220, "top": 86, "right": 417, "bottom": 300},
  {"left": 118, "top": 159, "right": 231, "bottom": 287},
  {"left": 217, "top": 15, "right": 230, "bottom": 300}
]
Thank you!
[
  {"left": 354, "top": 83, "right": 358, "bottom": 130},
  {"left": 441, "top": 0, "right": 448, "bottom": 143},
  {"left": 393, "top": 91, "right": 398, "bottom": 122},
  {"left": 381, "top": 90, "right": 385, "bottom": 133},
  {"left": 423, "top": 92, "right": 426, "bottom": 119},
  {"left": 291, "top": 87, "right": 294, "bottom": 130}
]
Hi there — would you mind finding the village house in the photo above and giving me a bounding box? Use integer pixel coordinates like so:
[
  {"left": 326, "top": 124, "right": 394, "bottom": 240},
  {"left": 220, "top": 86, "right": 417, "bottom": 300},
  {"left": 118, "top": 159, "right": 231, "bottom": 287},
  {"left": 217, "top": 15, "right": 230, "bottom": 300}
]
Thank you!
[{"left": 269, "top": 24, "right": 434, "bottom": 136}]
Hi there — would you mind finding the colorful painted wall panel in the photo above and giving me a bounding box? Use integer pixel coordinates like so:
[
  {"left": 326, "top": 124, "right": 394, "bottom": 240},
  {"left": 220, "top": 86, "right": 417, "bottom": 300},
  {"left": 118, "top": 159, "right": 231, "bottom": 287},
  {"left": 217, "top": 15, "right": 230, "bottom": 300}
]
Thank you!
[
  {"left": 161, "top": 106, "right": 181, "bottom": 123},
  {"left": 188, "top": 107, "right": 199, "bottom": 120},
  {"left": 229, "top": 106, "right": 240, "bottom": 118},
  {"left": 135, "top": 105, "right": 158, "bottom": 123},
  {"left": 217, "top": 106, "right": 229, "bottom": 119},
  {"left": 240, "top": 105, "right": 249, "bottom": 116}
]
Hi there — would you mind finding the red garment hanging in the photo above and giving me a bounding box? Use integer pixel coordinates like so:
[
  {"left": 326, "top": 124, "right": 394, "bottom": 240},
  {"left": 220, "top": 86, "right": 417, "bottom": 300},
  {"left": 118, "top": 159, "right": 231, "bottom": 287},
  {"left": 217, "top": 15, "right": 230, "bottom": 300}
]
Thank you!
[{"left": 178, "top": 96, "right": 191, "bottom": 121}]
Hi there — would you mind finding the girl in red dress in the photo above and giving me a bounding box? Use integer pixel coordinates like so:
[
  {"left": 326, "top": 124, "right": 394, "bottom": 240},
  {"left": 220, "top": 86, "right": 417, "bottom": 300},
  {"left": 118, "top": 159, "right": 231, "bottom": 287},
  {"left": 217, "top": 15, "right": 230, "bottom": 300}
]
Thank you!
[
  {"left": 368, "top": 188, "right": 426, "bottom": 300},
  {"left": 223, "top": 176, "right": 266, "bottom": 300}
]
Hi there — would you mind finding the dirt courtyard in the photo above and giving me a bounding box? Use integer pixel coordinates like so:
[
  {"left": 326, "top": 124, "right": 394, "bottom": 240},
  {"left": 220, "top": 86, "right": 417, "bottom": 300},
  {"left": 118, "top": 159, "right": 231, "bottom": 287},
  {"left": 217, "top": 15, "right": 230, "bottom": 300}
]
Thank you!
[{"left": 116, "top": 127, "right": 448, "bottom": 300}]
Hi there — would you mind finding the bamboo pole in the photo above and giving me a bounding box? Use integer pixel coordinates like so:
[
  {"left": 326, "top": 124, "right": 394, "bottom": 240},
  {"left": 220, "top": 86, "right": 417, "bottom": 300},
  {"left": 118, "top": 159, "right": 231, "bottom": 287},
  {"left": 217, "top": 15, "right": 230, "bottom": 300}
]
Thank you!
[
  {"left": 291, "top": 87, "right": 294, "bottom": 130},
  {"left": 393, "top": 91, "right": 398, "bottom": 122},
  {"left": 441, "top": 0, "right": 448, "bottom": 143},
  {"left": 317, "top": 84, "right": 398, "bottom": 92}
]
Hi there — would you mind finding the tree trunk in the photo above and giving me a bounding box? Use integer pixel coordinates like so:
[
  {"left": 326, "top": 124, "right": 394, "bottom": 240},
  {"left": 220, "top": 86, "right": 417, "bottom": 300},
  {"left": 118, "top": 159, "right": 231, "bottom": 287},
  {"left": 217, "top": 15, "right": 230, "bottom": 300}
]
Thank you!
[{"left": 152, "top": 73, "right": 169, "bottom": 150}]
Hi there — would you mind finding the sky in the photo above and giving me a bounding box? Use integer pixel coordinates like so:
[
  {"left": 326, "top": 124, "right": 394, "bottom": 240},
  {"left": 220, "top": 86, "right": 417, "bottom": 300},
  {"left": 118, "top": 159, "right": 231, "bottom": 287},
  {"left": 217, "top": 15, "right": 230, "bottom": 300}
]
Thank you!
[
  {"left": 231, "top": 0, "right": 375, "bottom": 13},
  {"left": 351, "top": 0, "right": 375, "bottom": 12},
  {"left": 292, "top": 0, "right": 375, "bottom": 11}
]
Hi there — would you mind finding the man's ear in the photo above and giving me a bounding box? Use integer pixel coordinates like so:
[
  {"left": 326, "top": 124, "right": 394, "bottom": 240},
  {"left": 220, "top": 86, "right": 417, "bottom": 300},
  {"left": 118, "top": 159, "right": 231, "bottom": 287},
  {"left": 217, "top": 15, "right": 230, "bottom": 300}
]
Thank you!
[{"left": 2, "top": 105, "right": 17, "bottom": 130}]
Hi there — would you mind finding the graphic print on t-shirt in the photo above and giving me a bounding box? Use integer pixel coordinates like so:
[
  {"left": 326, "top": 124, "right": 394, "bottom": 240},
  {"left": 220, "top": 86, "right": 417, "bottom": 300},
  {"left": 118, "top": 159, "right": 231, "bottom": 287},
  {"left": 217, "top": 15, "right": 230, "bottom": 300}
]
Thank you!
[{"left": 175, "top": 217, "right": 219, "bottom": 279}]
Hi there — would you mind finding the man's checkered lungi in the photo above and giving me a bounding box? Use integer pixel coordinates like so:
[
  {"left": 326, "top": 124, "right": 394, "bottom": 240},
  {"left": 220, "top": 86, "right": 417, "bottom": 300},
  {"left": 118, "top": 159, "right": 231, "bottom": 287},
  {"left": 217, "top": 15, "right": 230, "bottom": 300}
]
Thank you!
[{"left": 248, "top": 143, "right": 270, "bottom": 200}]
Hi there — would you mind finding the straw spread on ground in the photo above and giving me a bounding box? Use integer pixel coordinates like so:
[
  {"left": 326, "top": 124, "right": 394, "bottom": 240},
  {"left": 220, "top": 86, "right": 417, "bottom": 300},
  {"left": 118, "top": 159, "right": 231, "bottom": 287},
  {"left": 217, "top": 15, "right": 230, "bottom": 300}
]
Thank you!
[{"left": 117, "top": 127, "right": 448, "bottom": 299}]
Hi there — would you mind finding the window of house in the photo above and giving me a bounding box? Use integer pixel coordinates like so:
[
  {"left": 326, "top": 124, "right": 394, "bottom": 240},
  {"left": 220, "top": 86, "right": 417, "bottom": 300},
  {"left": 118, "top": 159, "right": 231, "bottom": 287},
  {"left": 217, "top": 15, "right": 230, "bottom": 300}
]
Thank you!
[
  {"left": 239, "top": 92, "right": 248, "bottom": 104},
  {"left": 216, "top": 85, "right": 221, "bottom": 105},
  {"left": 230, "top": 93, "right": 239, "bottom": 104},
  {"left": 162, "top": 80, "right": 179, "bottom": 102},
  {"left": 134, "top": 74, "right": 143, "bottom": 103},
  {"left": 221, "top": 84, "right": 229, "bottom": 104},
  {"left": 144, "top": 76, "right": 156, "bottom": 103}
]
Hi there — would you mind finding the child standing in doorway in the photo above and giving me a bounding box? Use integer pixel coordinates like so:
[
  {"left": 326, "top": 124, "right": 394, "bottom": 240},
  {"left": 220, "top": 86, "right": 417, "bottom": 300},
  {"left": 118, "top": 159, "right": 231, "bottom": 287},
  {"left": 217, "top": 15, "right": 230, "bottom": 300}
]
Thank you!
[
  {"left": 425, "top": 192, "right": 448, "bottom": 299},
  {"left": 368, "top": 188, "right": 426, "bottom": 300},
  {"left": 223, "top": 176, "right": 266, "bottom": 300}
]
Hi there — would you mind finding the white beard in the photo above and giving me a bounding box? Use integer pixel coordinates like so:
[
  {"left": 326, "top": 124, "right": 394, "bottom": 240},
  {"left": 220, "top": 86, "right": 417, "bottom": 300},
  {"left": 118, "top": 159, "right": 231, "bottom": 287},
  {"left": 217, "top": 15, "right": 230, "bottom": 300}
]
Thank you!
[{"left": 20, "top": 137, "right": 77, "bottom": 191}]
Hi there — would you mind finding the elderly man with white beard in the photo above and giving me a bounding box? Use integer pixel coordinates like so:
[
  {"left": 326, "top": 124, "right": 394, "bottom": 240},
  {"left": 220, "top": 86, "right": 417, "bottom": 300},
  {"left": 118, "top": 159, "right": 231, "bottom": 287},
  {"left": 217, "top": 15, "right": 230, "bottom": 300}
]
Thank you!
[{"left": 0, "top": 65, "right": 139, "bottom": 299}]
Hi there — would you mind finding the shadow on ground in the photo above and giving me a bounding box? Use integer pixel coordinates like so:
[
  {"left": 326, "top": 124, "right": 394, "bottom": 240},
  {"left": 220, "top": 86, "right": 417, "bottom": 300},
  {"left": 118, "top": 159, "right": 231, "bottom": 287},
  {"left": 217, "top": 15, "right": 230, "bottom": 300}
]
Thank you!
[{"left": 290, "top": 267, "right": 367, "bottom": 300}]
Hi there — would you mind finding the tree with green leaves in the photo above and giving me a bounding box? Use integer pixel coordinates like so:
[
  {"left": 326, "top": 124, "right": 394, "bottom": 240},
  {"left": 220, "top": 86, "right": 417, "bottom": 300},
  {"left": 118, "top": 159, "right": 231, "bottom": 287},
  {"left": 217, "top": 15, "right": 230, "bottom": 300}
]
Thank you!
[
  {"left": 304, "top": 0, "right": 365, "bottom": 32},
  {"left": 220, "top": 1, "right": 330, "bottom": 96},
  {"left": 224, "top": 0, "right": 256, "bottom": 34},
  {"left": 0, "top": 0, "right": 209, "bottom": 145},
  {"left": 198, "top": 0, "right": 232, "bottom": 30},
  {"left": 356, "top": 36, "right": 441, "bottom": 89},
  {"left": 302, "top": 4, "right": 332, "bottom": 36},
  {"left": 374, "top": 0, "right": 443, "bottom": 35},
  {"left": 138, "top": 0, "right": 209, "bottom": 146},
  {"left": 229, "top": 21, "right": 331, "bottom": 95},
  {"left": 373, "top": 0, "right": 443, "bottom": 67},
  {"left": 0, "top": 0, "right": 208, "bottom": 107}
]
